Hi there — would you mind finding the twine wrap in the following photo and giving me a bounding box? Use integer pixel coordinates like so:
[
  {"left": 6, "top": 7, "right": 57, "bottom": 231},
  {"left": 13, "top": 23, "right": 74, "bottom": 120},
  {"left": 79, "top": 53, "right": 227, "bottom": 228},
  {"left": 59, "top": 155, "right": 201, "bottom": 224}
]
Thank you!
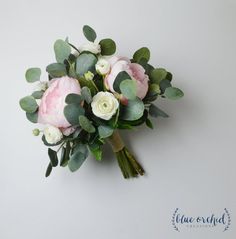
[{"left": 107, "top": 130, "right": 124, "bottom": 153}]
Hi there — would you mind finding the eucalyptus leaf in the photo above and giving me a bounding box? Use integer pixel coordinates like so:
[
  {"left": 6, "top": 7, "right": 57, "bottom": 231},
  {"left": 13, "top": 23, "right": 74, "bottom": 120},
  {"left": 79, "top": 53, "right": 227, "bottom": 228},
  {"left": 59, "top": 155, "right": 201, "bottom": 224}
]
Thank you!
[
  {"left": 65, "top": 93, "right": 83, "bottom": 104},
  {"left": 54, "top": 39, "right": 71, "bottom": 63},
  {"left": 150, "top": 68, "right": 167, "bottom": 84},
  {"left": 46, "top": 63, "right": 67, "bottom": 78},
  {"left": 60, "top": 142, "right": 71, "bottom": 167},
  {"left": 113, "top": 71, "right": 131, "bottom": 93},
  {"left": 83, "top": 25, "right": 97, "bottom": 42},
  {"left": 120, "top": 80, "right": 136, "bottom": 100},
  {"left": 45, "top": 163, "right": 53, "bottom": 177},
  {"left": 26, "top": 112, "right": 38, "bottom": 123},
  {"left": 160, "top": 79, "right": 172, "bottom": 93},
  {"left": 81, "top": 87, "right": 92, "bottom": 104},
  {"left": 25, "top": 68, "right": 41, "bottom": 83},
  {"left": 145, "top": 118, "right": 153, "bottom": 129},
  {"left": 68, "top": 149, "right": 87, "bottom": 172},
  {"left": 48, "top": 148, "right": 58, "bottom": 167},
  {"left": 98, "top": 125, "right": 114, "bottom": 139},
  {"left": 32, "top": 91, "right": 44, "bottom": 99},
  {"left": 76, "top": 53, "right": 97, "bottom": 76},
  {"left": 133, "top": 47, "right": 150, "bottom": 63},
  {"left": 19, "top": 96, "right": 38, "bottom": 113},
  {"left": 99, "top": 38, "right": 116, "bottom": 55},
  {"left": 121, "top": 98, "right": 145, "bottom": 121},
  {"left": 79, "top": 115, "right": 96, "bottom": 133},
  {"left": 64, "top": 104, "right": 85, "bottom": 125},
  {"left": 149, "top": 104, "right": 169, "bottom": 118},
  {"left": 164, "top": 87, "right": 184, "bottom": 100}
]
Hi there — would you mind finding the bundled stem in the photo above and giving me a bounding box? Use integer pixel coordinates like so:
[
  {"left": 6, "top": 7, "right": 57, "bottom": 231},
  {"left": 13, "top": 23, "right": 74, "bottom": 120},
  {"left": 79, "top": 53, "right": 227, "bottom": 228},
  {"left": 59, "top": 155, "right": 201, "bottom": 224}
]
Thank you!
[{"left": 107, "top": 130, "right": 145, "bottom": 179}]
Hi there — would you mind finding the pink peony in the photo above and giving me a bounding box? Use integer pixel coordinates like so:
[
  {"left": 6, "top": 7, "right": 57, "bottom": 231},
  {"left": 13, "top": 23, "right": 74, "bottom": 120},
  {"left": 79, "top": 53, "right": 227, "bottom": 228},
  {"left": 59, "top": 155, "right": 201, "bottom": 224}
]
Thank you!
[
  {"left": 104, "top": 56, "right": 149, "bottom": 100},
  {"left": 38, "top": 76, "right": 81, "bottom": 128}
]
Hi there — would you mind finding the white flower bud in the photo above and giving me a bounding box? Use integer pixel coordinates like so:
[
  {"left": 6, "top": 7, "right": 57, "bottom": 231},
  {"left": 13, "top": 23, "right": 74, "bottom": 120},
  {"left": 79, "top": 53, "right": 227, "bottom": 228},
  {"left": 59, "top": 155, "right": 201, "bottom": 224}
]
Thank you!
[
  {"left": 44, "top": 125, "right": 63, "bottom": 144},
  {"left": 96, "top": 59, "right": 110, "bottom": 75},
  {"left": 91, "top": 92, "right": 119, "bottom": 120},
  {"left": 79, "top": 42, "right": 101, "bottom": 54},
  {"left": 84, "top": 71, "right": 94, "bottom": 81}
]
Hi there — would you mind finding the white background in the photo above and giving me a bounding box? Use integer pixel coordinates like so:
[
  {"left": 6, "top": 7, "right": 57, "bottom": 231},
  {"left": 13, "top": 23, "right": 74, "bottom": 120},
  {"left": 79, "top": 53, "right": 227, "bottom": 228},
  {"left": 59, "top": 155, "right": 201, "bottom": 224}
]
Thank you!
[{"left": 0, "top": 0, "right": 235, "bottom": 238}]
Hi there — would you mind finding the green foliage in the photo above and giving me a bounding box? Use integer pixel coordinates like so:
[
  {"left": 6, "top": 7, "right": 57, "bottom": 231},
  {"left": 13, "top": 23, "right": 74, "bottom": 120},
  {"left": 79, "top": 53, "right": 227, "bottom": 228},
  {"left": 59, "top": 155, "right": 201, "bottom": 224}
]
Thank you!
[
  {"left": 83, "top": 25, "right": 97, "bottom": 42},
  {"left": 26, "top": 112, "right": 38, "bottom": 123},
  {"left": 45, "top": 162, "right": 53, "bottom": 177},
  {"left": 79, "top": 115, "right": 96, "bottom": 133},
  {"left": 89, "top": 143, "right": 102, "bottom": 161},
  {"left": 99, "top": 38, "right": 116, "bottom": 55},
  {"left": 48, "top": 148, "right": 58, "bottom": 167},
  {"left": 160, "top": 79, "right": 172, "bottom": 93},
  {"left": 65, "top": 93, "right": 83, "bottom": 104},
  {"left": 133, "top": 47, "right": 150, "bottom": 63},
  {"left": 145, "top": 118, "right": 153, "bottom": 129},
  {"left": 81, "top": 87, "right": 92, "bottom": 104},
  {"left": 54, "top": 39, "right": 71, "bottom": 63},
  {"left": 98, "top": 125, "right": 114, "bottom": 139},
  {"left": 113, "top": 71, "right": 131, "bottom": 93},
  {"left": 120, "top": 80, "right": 136, "bottom": 100},
  {"left": 164, "top": 87, "right": 184, "bottom": 100},
  {"left": 76, "top": 53, "right": 97, "bottom": 76},
  {"left": 60, "top": 142, "right": 71, "bottom": 167},
  {"left": 64, "top": 104, "right": 85, "bottom": 125},
  {"left": 150, "top": 68, "right": 167, "bottom": 84},
  {"left": 120, "top": 98, "right": 145, "bottom": 121},
  {"left": 46, "top": 63, "right": 67, "bottom": 78},
  {"left": 19, "top": 96, "right": 38, "bottom": 113},
  {"left": 149, "top": 104, "right": 169, "bottom": 118},
  {"left": 32, "top": 91, "right": 44, "bottom": 99},
  {"left": 25, "top": 68, "right": 41, "bottom": 83}
]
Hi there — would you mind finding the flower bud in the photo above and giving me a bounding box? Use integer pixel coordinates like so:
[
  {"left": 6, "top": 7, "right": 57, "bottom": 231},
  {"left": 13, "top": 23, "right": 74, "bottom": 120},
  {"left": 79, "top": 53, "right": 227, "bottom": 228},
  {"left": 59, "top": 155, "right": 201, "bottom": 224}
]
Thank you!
[
  {"left": 84, "top": 71, "right": 94, "bottom": 81},
  {"left": 32, "top": 128, "right": 40, "bottom": 136}
]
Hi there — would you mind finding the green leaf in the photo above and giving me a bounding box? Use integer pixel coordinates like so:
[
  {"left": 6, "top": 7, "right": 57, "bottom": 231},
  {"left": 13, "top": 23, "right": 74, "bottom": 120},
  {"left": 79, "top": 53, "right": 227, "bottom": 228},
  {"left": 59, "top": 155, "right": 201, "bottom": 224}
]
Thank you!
[
  {"left": 83, "top": 25, "right": 97, "bottom": 42},
  {"left": 46, "top": 63, "right": 67, "bottom": 78},
  {"left": 98, "top": 125, "right": 114, "bottom": 139},
  {"left": 81, "top": 87, "right": 92, "bottom": 104},
  {"left": 65, "top": 93, "right": 83, "bottom": 104},
  {"left": 60, "top": 142, "right": 71, "bottom": 167},
  {"left": 45, "top": 162, "right": 53, "bottom": 177},
  {"left": 120, "top": 80, "right": 137, "bottom": 100},
  {"left": 68, "top": 148, "right": 87, "bottom": 172},
  {"left": 99, "top": 38, "right": 116, "bottom": 56},
  {"left": 74, "top": 143, "right": 89, "bottom": 157},
  {"left": 54, "top": 39, "right": 71, "bottom": 63},
  {"left": 48, "top": 148, "right": 58, "bottom": 167},
  {"left": 133, "top": 47, "right": 150, "bottom": 63},
  {"left": 89, "top": 144, "right": 102, "bottom": 161},
  {"left": 19, "top": 96, "right": 38, "bottom": 113},
  {"left": 64, "top": 104, "right": 85, "bottom": 125},
  {"left": 79, "top": 115, "right": 96, "bottom": 133},
  {"left": 160, "top": 79, "right": 172, "bottom": 93},
  {"left": 26, "top": 112, "right": 38, "bottom": 123},
  {"left": 32, "top": 91, "right": 44, "bottom": 99},
  {"left": 164, "top": 87, "right": 184, "bottom": 100},
  {"left": 145, "top": 118, "right": 153, "bottom": 129},
  {"left": 150, "top": 68, "right": 167, "bottom": 84},
  {"left": 113, "top": 71, "right": 131, "bottom": 93},
  {"left": 149, "top": 104, "right": 169, "bottom": 118},
  {"left": 121, "top": 98, "right": 145, "bottom": 121},
  {"left": 25, "top": 68, "right": 41, "bottom": 83},
  {"left": 76, "top": 53, "right": 97, "bottom": 76}
]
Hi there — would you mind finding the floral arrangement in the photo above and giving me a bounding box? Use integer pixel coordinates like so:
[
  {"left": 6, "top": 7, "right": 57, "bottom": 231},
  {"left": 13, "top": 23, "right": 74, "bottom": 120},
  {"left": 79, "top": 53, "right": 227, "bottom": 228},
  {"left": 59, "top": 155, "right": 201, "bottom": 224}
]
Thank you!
[{"left": 19, "top": 25, "right": 184, "bottom": 179}]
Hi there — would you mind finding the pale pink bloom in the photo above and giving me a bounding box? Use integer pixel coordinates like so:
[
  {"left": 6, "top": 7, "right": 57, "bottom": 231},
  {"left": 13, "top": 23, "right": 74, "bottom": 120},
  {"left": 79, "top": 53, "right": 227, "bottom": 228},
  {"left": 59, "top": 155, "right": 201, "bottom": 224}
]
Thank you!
[
  {"left": 104, "top": 56, "right": 149, "bottom": 100},
  {"left": 38, "top": 76, "right": 81, "bottom": 128}
]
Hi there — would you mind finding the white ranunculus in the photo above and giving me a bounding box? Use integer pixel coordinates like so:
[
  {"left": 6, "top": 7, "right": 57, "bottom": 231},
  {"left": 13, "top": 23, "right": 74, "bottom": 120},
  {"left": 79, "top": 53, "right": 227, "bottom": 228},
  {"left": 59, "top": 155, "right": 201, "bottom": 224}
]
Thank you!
[
  {"left": 95, "top": 58, "right": 111, "bottom": 75},
  {"left": 79, "top": 42, "right": 101, "bottom": 54},
  {"left": 44, "top": 125, "right": 63, "bottom": 144},
  {"left": 91, "top": 92, "right": 119, "bottom": 120}
]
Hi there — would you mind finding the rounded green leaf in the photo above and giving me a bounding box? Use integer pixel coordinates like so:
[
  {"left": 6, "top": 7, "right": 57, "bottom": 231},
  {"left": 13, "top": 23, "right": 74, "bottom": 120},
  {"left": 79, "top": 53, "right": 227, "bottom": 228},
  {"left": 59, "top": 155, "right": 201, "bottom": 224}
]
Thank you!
[
  {"left": 150, "top": 68, "right": 167, "bottom": 84},
  {"left": 149, "top": 104, "right": 169, "bottom": 118},
  {"left": 19, "top": 96, "right": 38, "bottom": 113},
  {"left": 79, "top": 115, "right": 95, "bottom": 133},
  {"left": 76, "top": 53, "right": 97, "bottom": 76},
  {"left": 164, "top": 87, "right": 184, "bottom": 100},
  {"left": 121, "top": 98, "right": 145, "bottom": 121},
  {"left": 133, "top": 47, "right": 150, "bottom": 63},
  {"left": 54, "top": 39, "right": 71, "bottom": 63},
  {"left": 46, "top": 63, "right": 67, "bottom": 78},
  {"left": 25, "top": 68, "right": 41, "bottom": 83},
  {"left": 26, "top": 112, "right": 38, "bottom": 123},
  {"left": 83, "top": 25, "right": 97, "bottom": 42},
  {"left": 81, "top": 87, "right": 92, "bottom": 104},
  {"left": 68, "top": 151, "right": 87, "bottom": 172},
  {"left": 64, "top": 104, "right": 85, "bottom": 125},
  {"left": 32, "top": 91, "right": 44, "bottom": 99},
  {"left": 65, "top": 93, "right": 83, "bottom": 104},
  {"left": 113, "top": 71, "right": 131, "bottom": 93},
  {"left": 120, "top": 79, "right": 136, "bottom": 100},
  {"left": 98, "top": 125, "right": 114, "bottom": 139},
  {"left": 99, "top": 38, "right": 116, "bottom": 56}
]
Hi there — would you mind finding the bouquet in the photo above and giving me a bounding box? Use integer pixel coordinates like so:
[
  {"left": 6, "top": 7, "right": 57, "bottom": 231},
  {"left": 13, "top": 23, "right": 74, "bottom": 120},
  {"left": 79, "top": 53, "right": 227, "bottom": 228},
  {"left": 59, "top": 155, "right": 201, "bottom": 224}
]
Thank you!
[{"left": 19, "top": 25, "right": 184, "bottom": 179}]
